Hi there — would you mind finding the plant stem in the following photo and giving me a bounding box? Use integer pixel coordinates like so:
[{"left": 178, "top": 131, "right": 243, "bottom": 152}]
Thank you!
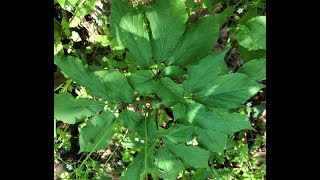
[
  {"left": 61, "top": 79, "right": 72, "bottom": 92},
  {"left": 155, "top": 108, "right": 159, "bottom": 130},
  {"left": 143, "top": 96, "right": 148, "bottom": 176}
]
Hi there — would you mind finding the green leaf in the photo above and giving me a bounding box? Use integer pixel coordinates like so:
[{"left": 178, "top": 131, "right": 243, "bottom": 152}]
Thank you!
[
  {"left": 110, "top": 0, "right": 152, "bottom": 69},
  {"left": 173, "top": 103, "right": 186, "bottom": 121},
  {"left": 165, "top": 140, "right": 209, "bottom": 168},
  {"left": 54, "top": 92, "right": 105, "bottom": 124},
  {"left": 194, "top": 73, "right": 264, "bottom": 108},
  {"left": 120, "top": 150, "right": 146, "bottom": 180},
  {"left": 194, "top": 127, "right": 227, "bottom": 153},
  {"left": 237, "top": 58, "right": 266, "bottom": 81},
  {"left": 76, "top": 0, "right": 96, "bottom": 17},
  {"left": 92, "top": 35, "right": 110, "bottom": 47},
  {"left": 238, "top": 7, "right": 257, "bottom": 25},
  {"left": 118, "top": 110, "right": 157, "bottom": 142},
  {"left": 128, "top": 70, "right": 155, "bottom": 95},
  {"left": 185, "top": 0, "right": 199, "bottom": 11},
  {"left": 69, "top": 16, "right": 81, "bottom": 28},
  {"left": 161, "top": 66, "right": 186, "bottom": 80},
  {"left": 163, "top": 124, "right": 194, "bottom": 144},
  {"left": 202, "top": 0, "right": 219, "bottom": 8},
  {"left": 79, "top": 111, "right": 116, "bottom": 153},
  {"left": 155, "top": 77, "right": 185, "bottom": 107},
  {"left": 146, "top": 0, "right": 188, "bottom": 62},
  {"left": 154, "top": 147, "right": 184, "bottom": 180},
  {"left": 192, "top": 168, "right": 213, "bottom": 180},
  {"left": 214, "top": 5, "right": 236, "bottom": 26},
  {"left": 118, "top": 110, "right": 145, "bottom": 137},
  {"left": 146, "top": 113, "right": 158, "bottom": 143},
  {"left": 56, "top": 0, "right": 78, "bottom": 9},
  {"left": 54, "top": 118, "right": 57, "bottom": 138},
  {"left": 238, "top": 45, "right": 266, "bottom": 63},
  {"left": 96, "top": 70, "right": 134, "bottom": 103},
  {"left": 61, "top": 18, "right": 71, "bottom": 37},
  {"left": 183, "top": 48, "right": 229, "bottom": 95},
  {"left": 185, "top": 103, "right": 253, "bottom": 134},
  {"left": 167, "top": 15, "right": 219, "bottom": 67},
  {"left": 234, "top": 16, "right": 266, "bottom": 50},
  {"left": 54, "top": 20, "right": 60, "bottom": 42},
  {"left": 54, "top": 56, "right": 134, "bottom": 103}
]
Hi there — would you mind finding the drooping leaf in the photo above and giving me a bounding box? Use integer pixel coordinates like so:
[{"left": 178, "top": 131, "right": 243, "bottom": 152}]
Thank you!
[
  {"left": 185, "top": 103, "right": 253, "bottom": 134},
  {"left": 183, "top": 48, "right": 230, "bottom": 95},
  {"left": 120, "top": 150, "right": 146, "bottom": 180},
  {"left": 118, "top": 110, "right": 145, "bottom": 137},
  {"left": 237, "top": 58, "right": 266, "bottom": 81},
  {"left": 161, "top": 66, "right": 186, "bottom": 80},
  {"left": 165, "top": 140, "right": 209, "bottom": 168},
  {"left": 128, "top": 70, "right": 155, "bottom": 95},
  {"left": 234, "top": 16, "right": 266, "bottom": 50},
  {"left": 110, "top": 0, "right": 152, "bottom": 69},
  {"left": 146, "top": 0, "right": 188, "bottom": 62},
  {"left": 154, "top": 147, "right": 184, "bottom": 180},
  {"left": 54, "top": 56, "right": 134, "bottom": 103},
  {"left": 167, "top": 15, "right": 219, "bottom": 67},
  {"left": 194, "top": 73, "right": 264, "bottom": 108},
  {"left": 163, "top": 124, "right": 194, "bottom": 144},
  {"left": 54, "top": 92, "right": 105, "bottom": 124},
  {"left": 194, "top": 127, "right": 227, "bottom": 153},
  {"left": 155, "top": 77, "right": 186, "bottom": 107},
  {"left": 79, "top": 111, "right": 116, "bottom": 152}
]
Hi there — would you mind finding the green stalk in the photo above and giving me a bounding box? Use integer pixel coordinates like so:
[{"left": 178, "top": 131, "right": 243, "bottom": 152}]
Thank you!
[
  {"left": 143, "top": 96, "right": 148, "bottom": 174},
  {"left": 61, "top": 79, "right": 72, "bottom": 92}
]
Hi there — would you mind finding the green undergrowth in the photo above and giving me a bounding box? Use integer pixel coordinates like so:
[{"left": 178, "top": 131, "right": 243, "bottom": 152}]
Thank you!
[{"left": 54, "top": 0, "right": 266, "bottom": 179}]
